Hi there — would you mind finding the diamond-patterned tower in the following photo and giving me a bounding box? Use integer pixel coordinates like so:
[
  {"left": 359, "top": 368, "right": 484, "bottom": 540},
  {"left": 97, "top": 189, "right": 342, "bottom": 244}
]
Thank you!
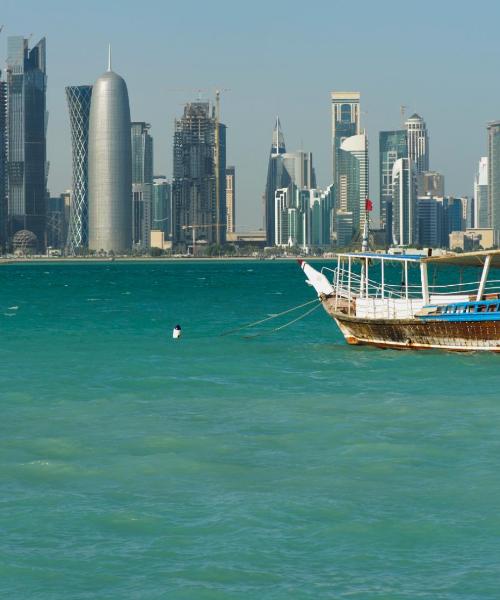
[{"left": 66, "top": 85, "right": 92, "bottom": 253}]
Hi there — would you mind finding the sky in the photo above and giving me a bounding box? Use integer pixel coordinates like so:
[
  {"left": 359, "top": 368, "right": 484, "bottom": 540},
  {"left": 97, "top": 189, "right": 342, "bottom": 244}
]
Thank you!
[{"left": 2, "top": 0, "right": 500, "bottom": 229}]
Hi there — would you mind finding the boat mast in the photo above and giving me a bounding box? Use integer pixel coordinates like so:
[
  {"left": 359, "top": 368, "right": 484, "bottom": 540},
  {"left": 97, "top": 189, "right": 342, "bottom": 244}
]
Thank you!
[
  {"left": 360, "top": 200, "right": 371, "bottom": 297},
  {"left": 476, "top": 254, "right": 492, "bottom": 301},
  {"left": 361, "top": 207, "right": 369, "bottom": 252}
]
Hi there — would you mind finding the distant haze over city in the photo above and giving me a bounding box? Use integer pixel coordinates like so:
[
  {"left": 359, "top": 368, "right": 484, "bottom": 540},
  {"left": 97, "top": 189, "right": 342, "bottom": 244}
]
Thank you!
[{"left": 2, "top": 0, "right": 500, "bottom": 229}]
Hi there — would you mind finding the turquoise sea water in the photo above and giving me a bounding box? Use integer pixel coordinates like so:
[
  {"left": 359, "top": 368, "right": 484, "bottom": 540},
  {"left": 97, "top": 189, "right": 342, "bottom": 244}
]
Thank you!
[{"left": 1, "top": 260, "right": 500, "bottom": 599}]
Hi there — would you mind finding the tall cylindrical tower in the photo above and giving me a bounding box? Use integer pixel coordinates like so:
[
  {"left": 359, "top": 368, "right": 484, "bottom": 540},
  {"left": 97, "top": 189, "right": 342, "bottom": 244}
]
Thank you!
[{"left": 88, "top": 58, "right": 132, "bottom": 252}]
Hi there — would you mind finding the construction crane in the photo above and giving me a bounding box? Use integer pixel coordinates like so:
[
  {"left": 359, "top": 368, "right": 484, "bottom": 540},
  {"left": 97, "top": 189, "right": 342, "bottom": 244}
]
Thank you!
[{"left": 182, "top": 223, "right": 226, "bottom": 256}]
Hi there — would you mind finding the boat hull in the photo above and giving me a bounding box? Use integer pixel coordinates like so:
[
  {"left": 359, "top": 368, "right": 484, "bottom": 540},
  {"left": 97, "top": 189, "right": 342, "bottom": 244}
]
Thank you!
[{"left": 322, "top": 303, "right": 500, "bottom": 352}]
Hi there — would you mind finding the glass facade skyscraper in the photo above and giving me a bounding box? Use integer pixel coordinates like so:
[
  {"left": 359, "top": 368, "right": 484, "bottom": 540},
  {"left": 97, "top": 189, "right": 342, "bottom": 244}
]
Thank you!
[
  {"left": 337, "top": 133, "right": 368, "bottom": 238},
  {"left": 264, "top": 117, "right": 288, "bottom": 245},
  {"left": 6, "top": 36, "right": 47, "bottom": 250},
  {"left": 331, "top": 92, "right": 361, "bottom": 185},
  {"left": 379, "top": 130, "right": 407, "bottom": 234},
  {"left": 264, "top": 119, "right": 317, "bottom": 245},
  {"left": 66, "top": 85, "right": 92, "bottom": 253},
  {"left": 152, "top": 177, "right": 171, "bottom": 238},
  {"left": 131, "top": 122, "right": 153, "bottom": 249},
  {"left": 392, "top": 158, "right": 417, "bottom": 246},
  {"left": 474, "top": 157, "right": 489, "bottom": 228},
  {"left": 172, "top": 102, "right": 226, "bottom": 249},
  {"left": 488, "top": 122, "right": 500, "bottom": 237}
]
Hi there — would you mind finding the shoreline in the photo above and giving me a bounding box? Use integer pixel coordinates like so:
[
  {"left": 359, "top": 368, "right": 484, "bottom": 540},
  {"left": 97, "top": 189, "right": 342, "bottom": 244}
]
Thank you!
[{"left": 0, "top": 255, "right": 332, "bottom": 265}]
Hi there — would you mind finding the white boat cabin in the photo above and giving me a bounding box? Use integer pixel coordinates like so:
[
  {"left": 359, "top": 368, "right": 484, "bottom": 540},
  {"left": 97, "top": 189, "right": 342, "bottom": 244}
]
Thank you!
[{"left": 315, "top": 250, "right": 500, "bottom": 320}]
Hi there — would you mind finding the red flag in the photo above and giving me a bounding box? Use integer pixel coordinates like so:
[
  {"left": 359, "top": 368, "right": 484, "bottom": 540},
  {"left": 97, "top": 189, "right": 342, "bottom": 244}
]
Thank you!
[{"left": 365, "top": 198, "right": 373, "bottom": 212}]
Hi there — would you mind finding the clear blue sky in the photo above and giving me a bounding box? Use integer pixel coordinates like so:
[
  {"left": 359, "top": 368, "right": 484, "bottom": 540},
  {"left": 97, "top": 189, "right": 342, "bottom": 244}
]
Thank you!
[{"left": 3, "top": 0, "right": 500, "bottom": 229}]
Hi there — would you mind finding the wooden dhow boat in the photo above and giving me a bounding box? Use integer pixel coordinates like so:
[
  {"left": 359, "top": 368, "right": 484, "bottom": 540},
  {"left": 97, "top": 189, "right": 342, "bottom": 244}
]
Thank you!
[{"left": 299, "top": 250, "right": 500, "bottom": 352}]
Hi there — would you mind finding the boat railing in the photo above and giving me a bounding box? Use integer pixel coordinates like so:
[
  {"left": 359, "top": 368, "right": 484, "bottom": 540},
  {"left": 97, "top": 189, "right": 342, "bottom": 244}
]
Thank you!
[
  {"left": 324, "top": 266, "right": 423, "bottom": 300},
  {"left": 323, "top": 266, "right": 500, "bottom": 300},
  {"left": 322, "top": 266, "right": 500, "bottom": 318},
  {"left": 427, "top": 278, "right": 500, "bottom": 296}
]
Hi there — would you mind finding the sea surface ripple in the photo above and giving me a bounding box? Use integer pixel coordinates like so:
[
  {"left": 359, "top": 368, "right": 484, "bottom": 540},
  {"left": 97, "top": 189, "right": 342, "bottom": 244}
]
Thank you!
[{"left": 1, "top": 260, "right": 500, "bottom": 599}]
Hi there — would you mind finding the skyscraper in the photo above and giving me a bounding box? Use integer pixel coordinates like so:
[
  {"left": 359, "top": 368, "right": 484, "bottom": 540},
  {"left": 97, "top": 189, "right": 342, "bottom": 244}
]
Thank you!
[
  {"left": 474, "top": 157, "right": 489, "bottom": 228},
  {"left": 152, "top": 176, "right": 171, "bottom": 238},
  {"left": 264, "top": 117, "right": 289, "bottom": 245},
  {"left": 264, "top": 119, "right": 317, "bottom": 245},
  {"left": 282, "top": 151, "right": 316, "bottom": 189},
  {"left": 392, "top": 158, "right": 417, "bottom": 246},
  {"left": 405, "top": 113, "right": 429, "bottom": 176},
  {"left": 488, "top": 122, "right": 500, "bottom": 237},
  {"left": 226, "top": 166, "right": 235, "bottom": 233},
  {"left": 47, "top": 192, "right": 70, "bottom": 250},
  {"left": 274, "top": 185, "right": 334, "bottom": 250},
  {"left": 172, "top": 101, "right": 226, "bottom": 249},
  {"left": 6, "top": 36, "right": 47, "bottom": 250},
  {"left": 379, "top": 130, "right": 407, "bottom": 234},
  {"left": 331, "top": 92, "right": 361, "bottom": 185},
  {"left": 418, "top": 197, "right": 443, "bottom": 248},
  {"left": 337, "top": 133, "right": 368, "bottom": 236},
  {"left": 88, "top": 51, "right": 132, "bottom": 253},
  {"left": 0, "top": 75, "right": 7, "bottom": 248},
  {"left": 131, "top": 122, "right": 153, "bottom": 249},
  {"left": 66, "top": 85, "right": 92, "bottom": 253}
]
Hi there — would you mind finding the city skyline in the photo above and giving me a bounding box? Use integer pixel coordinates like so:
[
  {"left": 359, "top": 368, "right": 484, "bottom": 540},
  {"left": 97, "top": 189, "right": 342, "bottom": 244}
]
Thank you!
[{"left": 2, "top": 1, "right": 499, "bottom": 229}]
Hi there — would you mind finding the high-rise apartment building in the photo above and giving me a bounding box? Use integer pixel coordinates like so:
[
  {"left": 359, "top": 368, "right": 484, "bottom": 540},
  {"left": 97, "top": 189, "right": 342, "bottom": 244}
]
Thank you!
[
  {"left": 152, "top": 176, "right": 171, "bottom": 239},
  {"left": 474, "top": 157, "right": 489, "bottom": 228},
  {"left": 487, "top": 122, "right": 500, "bottom": 237},
  {"left": 405, "top": 113, "right": 429, "bottom": 177},
  {"left": 379, "top": 130, "right": 407, "bottom": 234},
  {"left": 131, "top": 122, "right": 153, "bottom": 250},
  {"left": 337, "top": 133, "right": 368, "bottom": 236},
  {"left": 66, "top": 85, "right": 92, "bottom": 253},
  {"left": 392, "top": 158, "right": 417, "bottom": 246},
  {"left": 331, "top": 92, "right": 360, "bottom": 184},
  {"left": 6, "top": 36, "right": 47, "bottom": 250},
  {"left": 88, "top": 53, "right": 132, "bottom": 253},
  {"left": 226, "top": 166, "right": 235, "bottom": 233},
  {"left": 172, "top": 102, "right": 226, "bottom": 249}
]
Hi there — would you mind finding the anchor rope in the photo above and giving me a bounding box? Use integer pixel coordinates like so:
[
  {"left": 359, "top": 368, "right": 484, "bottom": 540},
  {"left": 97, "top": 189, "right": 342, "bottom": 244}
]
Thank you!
[
  {"left": 242, "top": 300, "right": 323, "bottom": 338},
  {"left": 219, "top": 297, "right": 320, "bottom": 337}
]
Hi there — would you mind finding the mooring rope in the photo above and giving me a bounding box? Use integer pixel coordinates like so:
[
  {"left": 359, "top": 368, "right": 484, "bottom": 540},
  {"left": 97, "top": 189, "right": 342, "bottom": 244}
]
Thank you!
[
  {"left": 242, "top": 300, "right": 323, "bottom": 338},
  {"left": 219, "top": 297, "right": 320, "bottom": 337}
]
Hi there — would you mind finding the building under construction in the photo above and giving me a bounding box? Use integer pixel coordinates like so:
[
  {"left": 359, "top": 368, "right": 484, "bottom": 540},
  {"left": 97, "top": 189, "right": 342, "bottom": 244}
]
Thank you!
[{"left": 172, "top": 101, "right": 226, "bottom": 251}]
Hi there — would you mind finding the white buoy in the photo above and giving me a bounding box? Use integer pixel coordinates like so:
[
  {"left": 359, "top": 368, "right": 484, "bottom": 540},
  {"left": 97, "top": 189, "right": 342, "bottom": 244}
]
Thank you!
[{"left": 173, "top": 324, "right": 182, "bottom": 339}]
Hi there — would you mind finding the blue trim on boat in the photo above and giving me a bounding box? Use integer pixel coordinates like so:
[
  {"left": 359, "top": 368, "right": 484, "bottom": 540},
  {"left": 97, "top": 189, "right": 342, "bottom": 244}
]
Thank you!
[{"left": 417, "top": 299, "right": 500, "bottom": 322}]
